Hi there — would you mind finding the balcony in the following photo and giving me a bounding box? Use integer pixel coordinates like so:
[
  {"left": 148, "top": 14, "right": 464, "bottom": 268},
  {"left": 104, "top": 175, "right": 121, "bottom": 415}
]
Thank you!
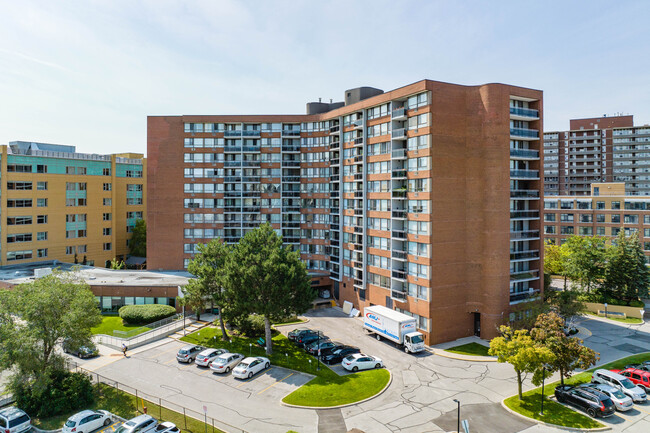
[
  {"left": 510, "top": 169, "right": 539, "bottom": 179},
  {"left": 330, "top": 140, "right": 340, "bottom": 149},
  {"left": 283, "top": 176, "right": 300, "bottom": 182},
  {"left": 510, "top": 189, "right": 540, "bottom": 199},
  {"left": 354, "top": 137, "right": 363, "bottom": 145},
  {"left": 390, "top": 290, "right": 407, "bottom": 302},
  {"left": 510, "top": 250, "right": 539, "bottom": 261},
  {"left": 392, "top": 128, "right": 407, "bottom": 140},
  {"left": 510, "top": 289, "right": 541, "bottom": 304},
  {"left": 510, "top": 210, "right": 540, "bottom": 219},
  {"left": 510, "top": 128, "right": 539, "bottom": 139},
  {"left": 330, "top": 158, "right": 340, "bottom": 166},
  {"left": 392, "top": 250, "right": 407, "bottom": 260},
  {"left": 392, "top": 169, "right": 407, "bottom": 179},
  {"left": 391, "top": 230, "right": 407, "bottom": 240},
  {"left": 282, "top": 130, "right": 301, "bottom": 137},
  {"left": 353, "top": 155, "right": 364, "bottom": 163},
  {"left": 242, "top": 176, "right": 260, "bottom": 182},
  {"left": 392, "top": 108, "right": 406, "bottom": 120},
  {"left": 510, "top": 148, "right": 540, "bottom": 159},
  {"left": 391, "top": 270, "right": 407, "bottom": 280},
  {"left": 329, "top": 125, "right": 340, "bottom": 134},
  {"left": 224, "top": 130, "right": 242, "bottom": 137},
  {"left": 224, "top": 161, "right": 242, "bottom": 167},
  {"left": 224, "top": 176, "right": 241, "bottom": 182},
  {"left": 392, "top": 148, "right": 407, "bottom": 159},
  {"left": 352, "top": 119, "right": 364, "bottom": 129},
  {"left": 242, "top": 130, "right": 261, "bottom": 137},
  {"left": 392, "top": 189, "right": 407, "bottom": 198},
  {"left": 224, "top": 147, "right": 242, "bottom": 152},
  {"left": 510, "top": 269, "right": 540, "bottom": 281},
  {"left": 510, "top": 230, "right": 540, "bottom": 240},
  {"left": 242, "top": 160, "right": 261, "bottom": 167},
  {"left": 509, "top": 107, "right": 539, "bottom": 119},
  {"left": 392, "top": 210, "right": 406, "bottom": 219},
  {"left": 282, "top": 145, "right": 301, "bottom": 152}
]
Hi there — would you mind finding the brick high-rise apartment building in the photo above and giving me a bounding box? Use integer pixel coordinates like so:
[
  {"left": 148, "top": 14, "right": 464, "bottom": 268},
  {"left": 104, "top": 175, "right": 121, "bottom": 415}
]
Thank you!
[
  {"left": 544, "top": 115, "right": 650, "bottom": 196},
  {"left": 147, "top": 79, "right": 543, "bottom": 344}
]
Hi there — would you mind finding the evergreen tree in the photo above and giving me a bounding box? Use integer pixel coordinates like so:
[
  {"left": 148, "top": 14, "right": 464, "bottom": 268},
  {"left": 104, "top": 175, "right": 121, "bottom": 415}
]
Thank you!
[{"left": 603, "top": 231, "right": 650, "bottom": 302}]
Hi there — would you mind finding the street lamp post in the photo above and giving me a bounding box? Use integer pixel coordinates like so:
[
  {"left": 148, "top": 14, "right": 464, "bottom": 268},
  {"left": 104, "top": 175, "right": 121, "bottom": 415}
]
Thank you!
[
  {"left": 452, "top": 399, "right": 460, "bottom": 433},
  {"left": 317, "top": 331, "right": 321, "bottom": 371},
  {"left": 604, "top": 302, "right": 608, "bottom": 319}
]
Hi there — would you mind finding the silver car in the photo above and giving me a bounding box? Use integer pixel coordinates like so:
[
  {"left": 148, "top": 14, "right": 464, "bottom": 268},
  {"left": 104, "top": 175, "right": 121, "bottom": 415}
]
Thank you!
[
  {"left": 175, "top": 345, "right": 205, "bottom": 363},
  {"left": 583, "top": 383, "right": 634, "bottom": 411},
  {"left": 210, "top": 353, "right": 244, "bottom": 374},
  {"left": 195, "top": 348, "right": 229, "bottom": 367},
  {"left": 115, "top": 415, "right": 157, "bottom": 433}
]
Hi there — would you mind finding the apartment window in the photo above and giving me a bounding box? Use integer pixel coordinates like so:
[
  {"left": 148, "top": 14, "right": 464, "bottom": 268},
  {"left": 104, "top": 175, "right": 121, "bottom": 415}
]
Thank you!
[
  {"left": 103, "top": 243, "right": 112, "bottom": 251},
  {"left": 7, "top": 250, "right": 32, "bottom": 261},
  {"left": 579, "top": 227, "right": 593, "bottom": 236},
  {"left": 7, "top": 216, "right": 32, "bottom": 225},
  {"left": 103, "top": 228, "right": 112, "bottom": 236},
  {"left": 560, "top": 226, "right": 575, "bottom": 235},
  {"left": 78, "top": 245, "right": 87, "bottom": 253},
  {"left": 560, "top": 201, "right": 573, "bottom": 210},
  {"left": 66, "top": 246, "right": 75, "bottom": 255},
  {"left": 103, "top": 168, "right": 111, "bottom": 176},
  {"left": 596, "top": 201, "right": 605, "bottom": 210},
  {"left": 612, "top": 227, "right": 620, "bottom": 236},
  {"left": 37, "top": 215, "right": 47, "bottom": 224},
  {"left": 577, "top": 201, "right": 592, "bottom": 210},
  {"left": 7, "top": 233, "right": 32, "bottom": 243},
  {"left": 36, "top": 164, "right": 47, "bottom": 173},
  {"left": 596, "top": 214, "right": 606, "bottom": 223},
  {"left": 103, "top": 183, "right": 112, "bottom": 191},
  {"left": 37, "top": 198, "right": 47, "bottom": 207},
  {"left": 7, "top": 164, "right": 31, "bottom": 172},
  {"left": 7, "top": 182, "right": 33, "bottom": 190},
  {"left": 645, "top": 215, "right": 650, "bottom": 225},
  {"left": 126, "top": 170, "right": 143, "bottom": 178},
  {"left": 37, "top": 232, "right": 47, "bottom": 241},
  {"left": 544, "top": 201, "right": 558, "bottom": 209},
  {"left": 560, "top": 213, "right": 574, "bottom": 222},
  {"left": 580, "top": 214, "right": 593, "bottom": 223},
  {"left": 7, "top": 199, "right": 32, "bottom": 208},
  {"left": 645, "top": 228, "right": 650, "bottom": 238},
  {"left": 66, "top": 166, "right": 76, "bottom": 174},
  {"left": 103, "top": 213, "right": 112, "bottom": 221},
  {"left": 127, "top": 198, "right": 143, "bottom": 205},
  {"left": 596, "top": 227, "right": 606, "bottom": 236},
  {"left": 103, "top": 198, "right": 112, "bottom": 206},
  {"left": 612, "top": 201, "right": 621, "bottom": 210},
  {"left": 408, "top": 262, "right": 430, "bottom": 279},
  {"left": 624, "top": 215, "right": 639, "bottom": 224},
  {"left": 544, "top": 214, "right": 556, "bottom": 222},
  {"left": 544, "top": 225, "right": 556, "bottom": 234},
  {"left": 127, "top": 184, "right": 143, "bottom": 192},
  {"left": 37, "top": 181, "right": 47, "bottom": 190},
  {"left": 37, "top": 248, "right": 48, "bottom": 258},
  {"left": 611, "top": 214, "right": 621, "bottom": 223},
  {"left": 645, "top": 243, "right": 650, "bottom": 251},
  {"left": 407, "top": 283, "right": 429, "bottom": 301}
]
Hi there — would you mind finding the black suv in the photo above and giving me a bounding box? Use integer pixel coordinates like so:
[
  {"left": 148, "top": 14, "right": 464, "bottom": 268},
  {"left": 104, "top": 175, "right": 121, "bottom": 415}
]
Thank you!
[
  {"left": 323, "top": 346, "right": 361, "bottom": 365},
  {"left": 555, "top": 385, "right": 615, "bottom": 418},
  {"left": 295, "top": 332, "right": 325, "bottom": 348},
  {"left": 288, "top": 327, "right": 313, "bottom": 341}
]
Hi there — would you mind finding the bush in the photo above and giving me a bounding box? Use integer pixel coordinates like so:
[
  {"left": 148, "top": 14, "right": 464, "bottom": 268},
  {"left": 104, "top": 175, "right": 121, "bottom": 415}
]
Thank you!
[
  {"left": 119, "top": 304, "right": 176, "bottom": 325},
  {"left": 235, "top": 314, "right": 266, "bottom": 337},
  {"left": 12, "top": 371, "right": 94, "bottom": 417}
]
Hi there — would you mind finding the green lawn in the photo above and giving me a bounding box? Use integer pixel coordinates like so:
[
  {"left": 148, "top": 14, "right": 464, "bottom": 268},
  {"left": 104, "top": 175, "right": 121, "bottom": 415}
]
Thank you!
[
  {"left": 504, "top": 352, "right": 650, "bottom": 429},
  {"left": 585, "top": 311, "right": 643, "bottom": 324},
  {"left": 181, "top": 327, "right": 391, "bottom": 406},
  {"left": 33, "top": 384, "right": 224, "bottom": 433},
  {"left": 273, "top": 316, "right": 308, "bottom": 326},
  {"left": 91, "top": 316, "right": 151, "bottom": 337},
  {"left": 445, "top": 342, "right": 491, "bottom": 357}
]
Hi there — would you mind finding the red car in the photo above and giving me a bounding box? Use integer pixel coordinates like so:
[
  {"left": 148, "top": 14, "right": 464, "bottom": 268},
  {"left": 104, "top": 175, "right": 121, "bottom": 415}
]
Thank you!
[{"left": 612, "top": 368, "right": 650, "bottom": 392}]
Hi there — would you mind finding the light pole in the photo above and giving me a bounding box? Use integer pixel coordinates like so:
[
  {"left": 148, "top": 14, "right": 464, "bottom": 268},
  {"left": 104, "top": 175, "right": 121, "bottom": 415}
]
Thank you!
[
  {"left": 452, "top": 399, "right": 460, "bottom": 433},
  {"left": 604, "top": 302, "right": 608, "bottom": 319},
  {"left": 317, "top": 331, "right": 321, "bottom": 371},
  {"left": 249, "top": 343, "right": 252, "bottom": 356}
]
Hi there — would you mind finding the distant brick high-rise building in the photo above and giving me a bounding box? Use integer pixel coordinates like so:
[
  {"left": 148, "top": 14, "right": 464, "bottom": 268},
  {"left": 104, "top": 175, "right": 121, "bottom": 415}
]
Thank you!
[
  {"left": 544, "top": 115, "right": 650, "bottom": 196},
  {"left": 147, "top": 79, "right": 543, "bottom": 344}
]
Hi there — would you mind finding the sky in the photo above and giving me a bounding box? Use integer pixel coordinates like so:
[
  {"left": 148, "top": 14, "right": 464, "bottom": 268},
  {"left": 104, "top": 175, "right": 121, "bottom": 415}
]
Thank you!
[{"left": 0, "top": 0, "right": 649, "bottom": 156}]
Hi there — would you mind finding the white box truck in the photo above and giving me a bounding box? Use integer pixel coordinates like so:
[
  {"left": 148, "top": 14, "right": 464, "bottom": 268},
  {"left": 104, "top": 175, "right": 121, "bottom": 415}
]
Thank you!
[{"left": 363, "top": 305, "right": 425, "bottom": 353}]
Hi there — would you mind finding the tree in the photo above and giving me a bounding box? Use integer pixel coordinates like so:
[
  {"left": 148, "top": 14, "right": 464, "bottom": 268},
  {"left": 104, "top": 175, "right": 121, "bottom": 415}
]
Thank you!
[
  {"left": 129, "top": 219, "right": 147, "bottom": 257},
  {"left": 109, "top": 258, "right": 125, "bottom": 270},
  {"left": 178, "top": 279, "right": 207, "bottom": 321},
  {"left": 0, "top": 271, "right": 102, "bottom": 396},
  {"left": 564, "top": 236, "right": 607, "bottom": 293},
  {"left": 224, "top": 224, "right": 315, "bottom": 355},
  {"left": 489, "top": 326, "right": 555, "bottom": 399},
  {"left": 545, "top": 288, "right": 585, "bottom": 325},
  {"left": 187, "top": 239, "right": 232, "bottom": 340},
  {"left": 544, "top": 241, "right": 570, "bottom": 289},
  {"left": 602, "top": 231, "right": 650, "bottom": 302},
  {"left": 531, "top": 312, "right": 598, "bottom": 385}
]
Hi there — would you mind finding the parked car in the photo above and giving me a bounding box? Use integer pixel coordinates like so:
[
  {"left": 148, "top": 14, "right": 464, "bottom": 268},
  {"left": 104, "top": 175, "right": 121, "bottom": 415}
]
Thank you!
[
  {"left": 295, "top": 332, "right": 326, "bottom": 348},
  {"left": 323, "top": 346, "right": 361, "bottom": 365},
  {"left": 342, "top": 354, "right": 383, "bottom": 372},
  {"left": 176, "top": 345, "right": 205, "bottom": 363},
  {"left": 317, "top": 342, "right": 346, "bottom": 358},
  {"left": 288, "top": 327, "right": 313, "bottom": 341},
  {"left": 613, "top": 367, "right": 650, "bottom": 392},
  {"left": 554, "top": 385, "right": 615, "bottom": 418},
  {"left": 232, "top": 356, "right": 270, "bottom": 379},
  {"left": 154, "top": 422, "right": 179, "bottom": 433},
  {"left": 115, "top": 415, "right": 158, "bottom": 433},
  {"left": 579, "top": 383, "right": 634, "bottom": 412},
  {"left": 306, "top": 340, "right": 340, "bottom": 356},
  {"left": 591, "top": 369, "right": 647, "bottom": 402},
  {"left": 62, "top": 410, "right": 112, "bottom": 433},
  {"left": 63, "top": 339, "right": 99, "bottom": 359},
  {"left": 210, "top": 353, "right": 245, "bottom": 374},
  {"left": 0, "top": 407, "right": 31, "bottom": 433},
  {"left": 626, "top": 363, "right": 650, "bottom": 372},
  {"left": 195, "top": 348, "right": 229, "bottom": 367}
]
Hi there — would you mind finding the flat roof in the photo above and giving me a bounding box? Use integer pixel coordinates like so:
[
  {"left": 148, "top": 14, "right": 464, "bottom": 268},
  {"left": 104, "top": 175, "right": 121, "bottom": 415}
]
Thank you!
[{"left": 0, "top": 261, "right": 191, "bottom": 286}]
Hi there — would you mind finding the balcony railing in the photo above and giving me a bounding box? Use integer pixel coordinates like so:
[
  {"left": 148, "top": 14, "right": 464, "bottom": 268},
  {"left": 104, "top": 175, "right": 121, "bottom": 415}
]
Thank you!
[
  {"left": 282, "top": 130, "right": 301, "bottom": 136},
  {"left": 510, "top": 210, "right": 540, "bottom": 219},
  {"left": 330, "top": 140, "right": 340, "bottom": 149},
  {"left": 510, "top": 128, "right": 539, "bottom": 139},
  {"left": 510, "top": 189, "right": 540, "bottom": 198},
  {"left": 509, "top": 107, "right": 539, "bottom": 118},
  {"left": 392, "top": 230, "right": 407, "bottom": 239},
  {"left": 329, "top": 125, "right": 340, "bottom": 133},
  {"left": 282, "top": 145, "right": 301, "bottom": 152},
  {"left": 224, "top": 161, "right": 242, "bottom": 167},
  {"left": 510, "top": 230, "right": 540, "bottom": 240},
  {"left": 392, "top": 250, "right": 407, "bottom": 260},
  {"left": 510, "top": 289, "right": 541, "bottom": 303},
  {"left": 510, "top": 148, "right": 540, "bottom": 159},
  {"left": 392, "top": 108, "right": 406, "bottom": 119},
  {"left": 392, "top": 270, "right": 407, "bottom": 280},
  {"left": 224, "top": 130, "right": 242, "bottom": 137},
  {"left": 224, "top": 146, "right": 242, "bottom": 152},
  {"left": 330, "top": 158, "right": 340, "bottom": 166},
  {"left": 390, "top": 290, "right": 407, "bottom": 301},
  {"left": 510, "top": 250, "right": 539, "bottom": 260},
  {"left": 510, "top": 169, "right": 539, "bottom": 179},
  {"left": 242, "top": 130, "right": 261, "bottom": 137},
  {"left": 392, "top": 190, "right": 407, "bottom": 198},
  {"left": 510, "top": 269, "right": 540, "bottom": 281},
  {"left": 392, "top": 210, "right": 406, "bottom": 219},
  {"left": 354, "top": 137, "right": 363, "bottom": 145},
  {"left": 392, "top": 169, "right": 407, "bottom": 179},
  {"left": 392, "top": 128, "right": 406, "bottom": 140},
  {"left": 392, "top": 148, "right": 407, "bottom": 159}
]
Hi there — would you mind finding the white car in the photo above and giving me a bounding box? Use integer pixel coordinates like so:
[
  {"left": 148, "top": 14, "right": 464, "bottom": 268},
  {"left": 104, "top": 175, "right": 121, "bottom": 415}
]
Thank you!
[
  {"left": 232, "top": 356, "right": 270, "bottom": 379},
  {"left": 210, "top": 353, "right": 245, "bottom": 374},
  {"left": 195, "top": 348, "right": 229, "bottom": 367},
  {"left": 63, "top": 410, "right": 112, "bottom": 433},
  {"left": 342, "top": 353, "right": 383, "bottom": 372},
  {"left": 154, "top": 422, "right": 179, "bottom": 433},
  {"left": 585, "top": 383, "right": 634, "bottom": 412}
]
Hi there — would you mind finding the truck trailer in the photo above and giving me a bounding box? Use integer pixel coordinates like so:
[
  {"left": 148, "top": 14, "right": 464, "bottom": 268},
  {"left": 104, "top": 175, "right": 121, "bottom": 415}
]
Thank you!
[{"left": 363, "top": 305, "right": 425, "bottom": 353}]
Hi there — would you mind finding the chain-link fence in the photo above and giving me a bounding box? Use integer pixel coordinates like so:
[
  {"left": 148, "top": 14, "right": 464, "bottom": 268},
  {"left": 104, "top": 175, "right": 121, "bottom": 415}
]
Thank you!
[{"left": 66, "top": 360, "right": 246, "bottom": 433}]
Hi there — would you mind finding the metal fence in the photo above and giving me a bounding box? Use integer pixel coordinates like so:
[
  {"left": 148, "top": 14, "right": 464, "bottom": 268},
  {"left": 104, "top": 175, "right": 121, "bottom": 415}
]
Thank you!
[
  {"left": 66, "top": 360, "right": 246, "bottom": 433},
  {"left": 95, "top": 314, "right": 195, "bottom": 350}
]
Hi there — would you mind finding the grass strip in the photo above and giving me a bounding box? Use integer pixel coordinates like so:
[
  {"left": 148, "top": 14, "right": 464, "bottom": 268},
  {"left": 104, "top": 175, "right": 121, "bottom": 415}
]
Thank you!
[
  {"left": 444, "top": 342, "right": 491, "bottom": 356},
  {"left": 282, "top": 368, "right": 390, "bottom": 407},
  {"left": 92, "top": 316, "right": 151, "bottom": 336},
  {"left": 585, "top": 311, "right": 643, "bottom": 324},
  {"left": 504, "top": 352, "right": 650, "bottom": 429}
]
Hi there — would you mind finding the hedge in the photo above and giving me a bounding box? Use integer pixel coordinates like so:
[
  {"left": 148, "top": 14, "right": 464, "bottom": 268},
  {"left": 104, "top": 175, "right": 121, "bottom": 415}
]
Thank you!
[
  {"left": 118, "top": 304, "right": 177, "bottom": 325},
  {"left": 12, "top": 371, "right": 94, "bottom": 418}
]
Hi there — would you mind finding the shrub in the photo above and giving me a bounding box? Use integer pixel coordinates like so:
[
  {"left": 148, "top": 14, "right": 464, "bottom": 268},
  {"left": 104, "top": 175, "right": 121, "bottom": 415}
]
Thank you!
[
  {"left": 12, "top": 371, "right": 94, "bottom": 417},
  {"left": 119, "top": 304, "right": 176, "bottom": 325},
  {"left": 235, "top": 314, "right": 266, "bottom": 337}
]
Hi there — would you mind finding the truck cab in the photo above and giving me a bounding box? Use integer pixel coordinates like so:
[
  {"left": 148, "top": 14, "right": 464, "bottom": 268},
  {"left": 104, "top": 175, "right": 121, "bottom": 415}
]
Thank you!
[{"left": 404, "top": 332, "right": 425, "bottom": 353}]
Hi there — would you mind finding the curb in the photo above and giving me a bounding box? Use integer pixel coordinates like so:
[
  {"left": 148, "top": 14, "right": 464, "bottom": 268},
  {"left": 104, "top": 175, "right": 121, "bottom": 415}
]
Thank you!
[
  {"left": 431, "top": 348, "right": 498, "bottom": 362},
  {"left": 500, "top": 400, "right": 610, "bottom": 432},
  {"left": 272, "top": 317, "right": 310, "bottom": 328},
  {"left": 280, "top": 369, "right": 393, "bottom": 410}
]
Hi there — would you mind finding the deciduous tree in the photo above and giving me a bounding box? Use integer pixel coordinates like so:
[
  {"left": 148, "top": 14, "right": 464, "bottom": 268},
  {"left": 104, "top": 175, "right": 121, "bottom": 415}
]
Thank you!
[
  {"left": 564, "top": 235, "right": 607, "bottom": 293},
  {"left": 544, "top": 241, "right": 570, "bottom": 289},
  {"left": 602, "top": 231, "right": 650, "bottom": 302},
  {"left": 129, "top": 219, "right": 147, "bottom": 258}
]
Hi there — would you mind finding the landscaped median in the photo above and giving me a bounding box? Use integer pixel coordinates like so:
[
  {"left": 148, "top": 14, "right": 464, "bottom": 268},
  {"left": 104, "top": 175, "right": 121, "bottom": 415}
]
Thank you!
[
  {"left": 504, "top": 352, "right": 650, "bottom": 430},
  {"left": 180, "top": 327, "right": 391, "bottom": 407}
]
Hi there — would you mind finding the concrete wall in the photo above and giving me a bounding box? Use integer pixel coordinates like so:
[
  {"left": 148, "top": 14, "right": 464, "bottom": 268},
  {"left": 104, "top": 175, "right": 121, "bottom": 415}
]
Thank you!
[{"left": 585, "top": 302, "right": 645, "bottom": 319}]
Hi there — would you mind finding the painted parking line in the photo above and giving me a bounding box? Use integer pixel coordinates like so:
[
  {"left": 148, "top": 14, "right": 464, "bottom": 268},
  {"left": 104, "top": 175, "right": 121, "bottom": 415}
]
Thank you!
[
  {"left": 235, "top": 373, "right": 265, "bottom": 388},
  {"left": 257, "top": 372, "right": 294, "bottom": 395},
  {"left": 179, "top": 362, "right": 195, "bottom": 370},
  {"left": 634, "top": 405, "right": 650, "bottom": 416},
  {"left": 199, "top": 367, "right": 214, "bottom": 375},
  {"left": 163, "top": 358, "right": 177, "bottom": 365}
]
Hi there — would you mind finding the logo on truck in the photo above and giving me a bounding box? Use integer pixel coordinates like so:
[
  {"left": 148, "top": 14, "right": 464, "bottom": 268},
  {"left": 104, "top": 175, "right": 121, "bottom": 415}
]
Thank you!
[
  {"left": 402, "top": 322, "right": 415, "bottom": 330},
  {"left": 366, "top": 313, "right": 381, "bottom": 325}
]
